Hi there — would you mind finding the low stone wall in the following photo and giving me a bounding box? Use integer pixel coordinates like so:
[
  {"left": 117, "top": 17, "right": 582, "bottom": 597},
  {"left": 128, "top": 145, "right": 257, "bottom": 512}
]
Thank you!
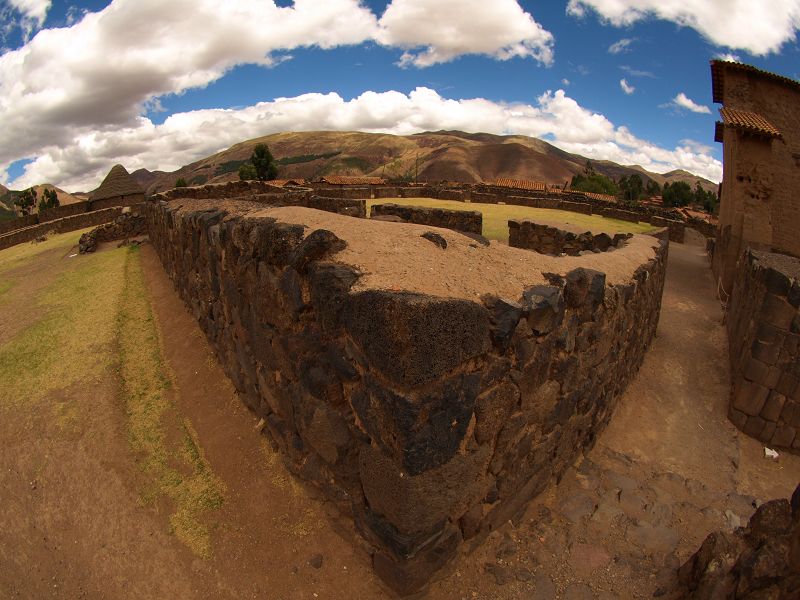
[
  {"left": 89, "top": 193, "right": 146, "bottom": 212},
  {"left": 153, "top": 180, "right": 291, "bottom": 202},
  {"left": 0, "top": 207, "right": 130, "bottom": 252},
  {"left": 146, "top": 198, "right": 667, "bottom": 596},
  {"left": 38, "top": 200, "right": 91, "bottom": 223},
  {"left": 0, "top": 213, "right": 37, "bottom": 235},
  {"left": 677, "top": 484, "right": 800, "bottom": 598},
  {"left": 371, "top": 203, "right": 482, "bottom": 234},
  {"left": 601, "top": 208, "right": 642, "bottom": 224},
  {"left": 650, "top": 216, "right": 686, "bottom": 244},
  {"left": 726, "top": 250, "right": 800, "bottom": 451},
  {"left": 686, "top": 217, "right": 716, "bottom": 239},
  {"left": 508, "top": 220, "right": 632, "bottom": 256},
  {"left": 312, "top": 186, "right": 372, "bottom": 200},
  {"left": 251, "top": 193, "right": 366, "bottom": 218},
  {"left": 78, "top": 210, "right": 147, "bottom": 253},
  {"left": 559, "top": 200, "right": 593, "bottom": 215}
]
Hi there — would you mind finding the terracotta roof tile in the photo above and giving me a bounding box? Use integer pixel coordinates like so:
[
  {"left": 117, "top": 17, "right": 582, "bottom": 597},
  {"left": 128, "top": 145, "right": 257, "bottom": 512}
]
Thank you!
[
  {"left": 319, "top": 176, "right": 385, "bottom": 185},
  {"left": 270, "top": 178, "right": 307, "bottom": 187},
  {"left": 489, "top": 178, "right": 547, "bottom": 191},
  {"left": 711, "top": 60, "right": 800, "bottom": 104},
  {"left": 578, "top": 192, "right": 617, "bottom": 203},
  {"left": 719, "top": 107, "right": 782, "bottom": 139}
]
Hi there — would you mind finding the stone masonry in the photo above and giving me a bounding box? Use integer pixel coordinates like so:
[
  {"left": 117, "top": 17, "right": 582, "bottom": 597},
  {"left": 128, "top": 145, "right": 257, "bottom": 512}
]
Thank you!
[
  {"left": 726, "top": 249, "right": 800, "bottom": 450},
  {"left": 370, "top": 203, "right": 483, "bottom": 235},
  {"left": 146, "top": 198, "right": 668, "bottom": 596},
  {"left": 508, "top": 220, "right": 632, "bottom": 256}
]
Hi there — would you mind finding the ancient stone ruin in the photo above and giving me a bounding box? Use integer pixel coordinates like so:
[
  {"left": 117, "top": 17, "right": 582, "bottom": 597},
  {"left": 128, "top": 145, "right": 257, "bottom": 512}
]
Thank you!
[{"left": 145, "top": 196, "right": 668, "bottom": 595}]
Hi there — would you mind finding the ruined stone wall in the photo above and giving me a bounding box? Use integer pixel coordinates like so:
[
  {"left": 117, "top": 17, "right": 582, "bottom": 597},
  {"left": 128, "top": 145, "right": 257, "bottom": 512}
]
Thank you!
[
  {"left": 601, "top": 208, "right": 643, "bottom": 224},
  {"left": 371, "top": 203, "right": 482, "bottom": 234},
  {"left": 0, "top": 206, "right": 133, "bottom": 251},
  {"left": 508, "top": 220, "right": 632, "bottom": 256},
  {"left": 153, "top": 180, "right": 290, "bottom": 202},
  {"left": 38, "top": 200, "right": 91, "bottom": 223},
  {"left": 89, "top": 193, "right": 146, "bottom": 212},
  {"left": 727, "top": 249, "right": 800, "bottom": 451},
  {"left": 78, "top": 210, "right": 147, "bottom": 254},
  {"left": 0, "top": 213, "right": 37, "bottom": 235},
  {"left": 649, "top": 216, "right": 686, "bottom": 244},
  {"left": 146, "top": 198, "right": 667, "bottom": 595}
]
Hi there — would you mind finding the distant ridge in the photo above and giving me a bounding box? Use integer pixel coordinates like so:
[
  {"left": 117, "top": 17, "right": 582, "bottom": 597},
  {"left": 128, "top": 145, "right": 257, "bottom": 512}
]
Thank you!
[{"left": 119, "top": 130, "right": 717, "bottom": 196}]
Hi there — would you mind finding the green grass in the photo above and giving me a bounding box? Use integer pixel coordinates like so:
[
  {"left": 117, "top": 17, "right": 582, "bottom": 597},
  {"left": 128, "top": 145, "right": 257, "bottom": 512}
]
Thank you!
[
  {"left": 0, "top": 243, "right": 128, "bottom": 407},
  {"left": 367, "top": 198, "right": 655, "bottom": 242},
  {"left": 117, "top": 247, "right": 225, "bottom": 558},
  {"left": 0, "top": 228, "right": 90, "bottom": 277}
]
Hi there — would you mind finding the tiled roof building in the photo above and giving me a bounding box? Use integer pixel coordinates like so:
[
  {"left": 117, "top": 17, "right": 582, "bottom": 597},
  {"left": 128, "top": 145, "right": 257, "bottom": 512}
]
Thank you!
[{"left": 710, "top": 60, "right": 800, "bottom": 292}]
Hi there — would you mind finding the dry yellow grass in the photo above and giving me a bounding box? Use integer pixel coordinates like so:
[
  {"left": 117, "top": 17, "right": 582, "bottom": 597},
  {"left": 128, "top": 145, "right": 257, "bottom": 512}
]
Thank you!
[{"left": 367, "top": 198, "right": 655, "bottom": 241}]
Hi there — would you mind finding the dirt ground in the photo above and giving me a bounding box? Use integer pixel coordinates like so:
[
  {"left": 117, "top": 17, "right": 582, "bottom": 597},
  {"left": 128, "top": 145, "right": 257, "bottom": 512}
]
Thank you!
[{"left": 0, "top": 229, "right": 798, "bottom": 600}]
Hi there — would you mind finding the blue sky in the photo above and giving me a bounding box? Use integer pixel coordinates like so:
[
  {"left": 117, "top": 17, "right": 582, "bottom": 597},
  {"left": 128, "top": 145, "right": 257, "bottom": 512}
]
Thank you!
[{"left": 1, "top": 0, "right": 799, "bottom": 191}]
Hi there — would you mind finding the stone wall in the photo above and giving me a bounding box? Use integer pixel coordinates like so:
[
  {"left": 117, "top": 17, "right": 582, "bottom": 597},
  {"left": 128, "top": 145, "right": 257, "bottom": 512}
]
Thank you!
[
  {"left": 0, "top": 207, "right": 132, "bottom": 252},
  {"left": 146, "top": 198, "right": 667, "bottom": 596},
  {"left": 78, "top": 210, "right": 147, "bottom": 254},
  {"left": 371, "top": 203, "right": 482, "bottom": 234},
  {"left": 508, "top": 220, "right": 632, "bottom": 256},
  {"left": 726, "top": 250, "right": 800, "bottom": 451},
  {"left": 677, "top": 484, "right": 800, "bottom": 598},
  {"left": 153, "top": 180, "right": 290, "bottom": 202},
  {"left": 649, "top": 216, "right": 686, "bottom": 244},
  {"left": 0, "top": 213, "right": 37, "bottom": 235},
  {"left": 601, "top": 208, "right": 643, "bottom": 224}
]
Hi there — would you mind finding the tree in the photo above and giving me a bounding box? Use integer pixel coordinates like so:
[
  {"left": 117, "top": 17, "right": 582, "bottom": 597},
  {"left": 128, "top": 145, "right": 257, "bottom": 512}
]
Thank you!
[
  {"left": 175, "top": 177, "right": 187, "bottom": 188},
  {"left": 250, "top": 143, "right": 278, "bottom": 181},
  {"left": 693, "top": 182, "right": 718, "bottom": 214},
  {"left": 37, "top": 188, "right": 59, "bottom": 212},
  {"left": 662, "top": 181, "right": 694, "bottom": 207},
  {"left": 618, "top": 174, "right": 643, "bottom": 205},
  {"left": 14, "top": 188, "right": 37, "bottom": 215},
  {"left": 570, "top": 171, "right": 619, "bottom": 195},
  {"left": 645, "top": 179, "right": 662, "bottom": 198},
  {"left": 238, "top": 163, "right": 258, "bottom": 181}
]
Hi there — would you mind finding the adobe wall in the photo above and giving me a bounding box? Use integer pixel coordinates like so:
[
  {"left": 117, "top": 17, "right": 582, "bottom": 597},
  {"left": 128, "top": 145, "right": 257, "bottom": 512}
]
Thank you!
[
  {"left": 508, "top": 220, "right": 632, "bottom": 256},
  {"left": 0, "top": 206, "right": 134, "bottom": 252},
  {"left": 713, "top": 68, "right": 800, "bottom": 292},
  {"left": 145, "top": 198, "right": 667, "bottom": 596},
  {"left": 371, "top": 203, "right": 482, "bottom": 234},
  {"left": 726, "top": 249, "right": 800, "bottom": 451}
]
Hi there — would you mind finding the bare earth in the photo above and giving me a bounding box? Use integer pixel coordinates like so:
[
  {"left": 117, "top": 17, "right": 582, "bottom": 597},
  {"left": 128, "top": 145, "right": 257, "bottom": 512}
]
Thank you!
[{"left": 0, "top": 229, "right": 797, "bottom": 599}]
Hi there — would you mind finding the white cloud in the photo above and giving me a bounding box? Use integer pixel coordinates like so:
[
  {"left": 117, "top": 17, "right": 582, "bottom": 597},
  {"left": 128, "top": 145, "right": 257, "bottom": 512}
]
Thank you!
[
  {"left": 715, "top": 52, "right": 741, "bottom": 62},
  {"left": 567, "top": 0, "right": 800, "bottom": 55},
  {"left": 0, "top": 0, "right": 557, "bottom": 174},
  {"left": 671, "top": 92, "right": 712, "bottom": 114},
  {"left": 621, "top": 65, "right": 656, "bottom": 78},
  {"left": 620, "top": 79, "right": 635, "bottom": 94},
  {"left": 561, "top": 78, "right": 571, "bottom": 86},
  {"left": 608, "top": 38, "right": 635, "bottom": 54},
  {"left": 6, "top": 87, "right": 722, "bottom": 191},
  {"left": 377, "top": 0, "right": 554, "bottom": 67},
  {"left": 7, "top": 0, "right": 50, "bottom": 25}
]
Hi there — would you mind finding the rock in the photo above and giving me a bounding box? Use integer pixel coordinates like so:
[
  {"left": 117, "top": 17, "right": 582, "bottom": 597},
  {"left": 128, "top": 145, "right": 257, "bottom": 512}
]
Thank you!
[
  {"left": 308, "top": 554, "right": 323, "bottom": 569},
  {"left": 627, "top": 522, "right": 679, "bottom": 556},
  {"left": 569, "top": 542, "right": 612, "bottom": 577},
  {"left": 515, "top": 567, "right": 534, "bottom": 582},
  {"left": 495, "top": 533, "right": 519, "bottom": 559},
  {"left": 288, "top": 229, "right": 347, "bottom": 272},
  {"left": 560, "top": 492, "right": 597, "bottom": 523},
  {"left": 421, "top": 231, "right": 447, "bottom": 249}
]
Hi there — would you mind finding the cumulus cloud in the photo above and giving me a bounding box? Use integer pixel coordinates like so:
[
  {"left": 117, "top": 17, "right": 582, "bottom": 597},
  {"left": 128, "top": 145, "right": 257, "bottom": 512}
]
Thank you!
[
  {"left": 377, "top": 0, "right": 554, "bottom": 67},
  {"left": 715, "top": 52, "right": 741, "bottom": 62},
  {"left": 608, "top": 38, "right": 635, "bottom": 54},
  {"left": 620, "top": 79, "right": 635, "bottom": 94},
  {"left": 2, "top": 0, "right": 51, "bottom": 40},
  {"left": 6, "top": 87, "right": 722, "bottom": 191},
  {"left": 0, "top": 0, "right": 557, "bottom": 174},
  {"left": 567, "top": 0, "right": 800, "bottom": 55},
  {"left": 671, "top": 92, "right": 712, "bottom": 114}
]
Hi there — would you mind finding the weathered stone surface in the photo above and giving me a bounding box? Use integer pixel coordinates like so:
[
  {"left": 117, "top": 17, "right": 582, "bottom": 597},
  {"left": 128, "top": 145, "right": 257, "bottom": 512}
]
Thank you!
[
  {"left": 678, "top": 486, "right": 800, "bottom": 599},
  {"left": 371, "top": 203, "right": 482, "bottom": 234},
  {"left": 421, "top": 231, "right": 447, "bottom": 249},
  {"left": 509, "top": 219, "right": 632, "bottom": 256},
  {"left": 145, "top": 198, "right": 668, "bottom": 596},
  {"left": 78, "top": 210, "right": 147, "bottom": 253}
]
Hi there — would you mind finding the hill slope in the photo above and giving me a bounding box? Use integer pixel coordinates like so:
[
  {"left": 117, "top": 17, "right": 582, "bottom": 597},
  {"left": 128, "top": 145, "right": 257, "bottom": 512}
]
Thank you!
[{"left": 124, "top": 130, "right": 718, "bottom": 196}]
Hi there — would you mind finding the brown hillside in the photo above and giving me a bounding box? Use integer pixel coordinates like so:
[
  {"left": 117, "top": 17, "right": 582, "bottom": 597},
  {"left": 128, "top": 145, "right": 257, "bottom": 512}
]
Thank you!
[{"left": 134, "top": 131, "right": 719, "bottom": 195}]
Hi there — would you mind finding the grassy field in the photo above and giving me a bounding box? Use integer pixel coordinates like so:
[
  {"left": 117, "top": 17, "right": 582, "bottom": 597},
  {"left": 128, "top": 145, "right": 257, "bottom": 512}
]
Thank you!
[
  {"left": 367, "top": 198, "right": 654, "bottom": 241},
  {"left": 0, "top": 233, "right": 223, "bottom": 557}
]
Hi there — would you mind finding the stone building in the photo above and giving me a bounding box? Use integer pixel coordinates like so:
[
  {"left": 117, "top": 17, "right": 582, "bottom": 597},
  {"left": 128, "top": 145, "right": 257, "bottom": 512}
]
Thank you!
[
  {"left": 89, "top": 164, "right": 145, "bottom": 209},
  {"left": 711, "top": 60, "right": 800, "bottom": 293}
]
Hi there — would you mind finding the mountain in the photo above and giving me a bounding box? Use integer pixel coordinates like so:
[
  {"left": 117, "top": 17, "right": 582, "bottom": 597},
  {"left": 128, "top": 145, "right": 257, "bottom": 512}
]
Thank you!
[
  {"left": 124, "top": 130, "right": 719, "bottom": 196},
  {"left": 0, "top": 183, "right": 82, "bottom": 214}
]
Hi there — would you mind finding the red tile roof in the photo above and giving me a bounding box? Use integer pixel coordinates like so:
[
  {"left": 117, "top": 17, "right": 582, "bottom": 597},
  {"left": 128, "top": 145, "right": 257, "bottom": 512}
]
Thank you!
[
  {"left": 579, "top": 192, "right": 617, "bottom": 203},
  {"left": 270, "top": 178, "right": 307, "bottom": 187},
  {"left": 711, "top": 60, "right": 800, "bottom": 104},
  {"left": 489, "top": 178, "right": 547, "bottom": 191},
  {"left": 718, "top": 107, "right": 782, "bottom": 139},
  {"left": 319, "top": 176, "right": 385, "bottom": 185}
]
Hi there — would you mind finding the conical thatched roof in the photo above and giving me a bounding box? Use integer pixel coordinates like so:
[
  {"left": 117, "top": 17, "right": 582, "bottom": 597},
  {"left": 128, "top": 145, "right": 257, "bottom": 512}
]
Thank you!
[{"left": 89, "top": 164, "right": 144, "bottom": 201}]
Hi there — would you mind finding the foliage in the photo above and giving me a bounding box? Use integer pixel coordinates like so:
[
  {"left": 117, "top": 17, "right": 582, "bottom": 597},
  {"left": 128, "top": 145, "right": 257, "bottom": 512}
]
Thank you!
[
  {"left": 14, "top": 188, "right": 37, "bottom": 215},
  {"left": 645, "top": 179, "right": 662, "bottom": 198},
  {"left": 618, "top": 174, "right": 643, "bottom": 205},
  {"left": 0, "top": 206, "right": 15, "bottom": 222},
  {"left": 250, "top": 143, "right": 278, "bottom": 181},
  {"left": 37, "top": 188, "right": 60, "bottom": 213},
  {"left": 662, "top": 181, "right": 694, "bottom": 207},
  {"left": 189, "top": 175, "right": 207, "bottom": 186},
  {"left": 238, "top": 163, "right": 257, "bottom": 181},
  {"left": 175, "top": 178, "right": 187, "bottom": 188},
  {"left": 570, "top": 162, "right": 619, "bottom": 195},
  {"left": 275, "top": 151, "right": 340, "bottom": 166},
  {"left": 216, "top": 159, "right": 248, "bottom": 176},
  {"left": 694, "top": 182, "right": 718, "bottom": 214}
]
